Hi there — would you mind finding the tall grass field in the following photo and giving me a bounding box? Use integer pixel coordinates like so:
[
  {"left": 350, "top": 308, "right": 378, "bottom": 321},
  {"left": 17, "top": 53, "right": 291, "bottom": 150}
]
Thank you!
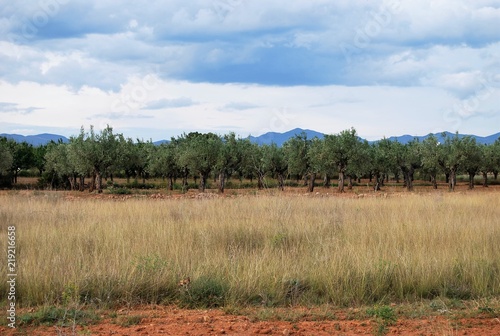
[{"left": 1, "top": 192, "right": 499, "bottom": 308}]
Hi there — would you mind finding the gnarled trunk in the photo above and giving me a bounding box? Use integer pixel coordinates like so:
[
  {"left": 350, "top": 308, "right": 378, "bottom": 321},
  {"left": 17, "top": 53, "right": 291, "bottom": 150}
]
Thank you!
[
  {"left": 405, "top": 168, "right": 414, "bottom": 191},
  {"left": 79, "top": 176, "right": 85, "bottom": 192},
  {"left": 374, "top": 172, "right": 382, "bottom": 191},
  {"left": 167, "top": 176, "right": 174, "bottom": 191},
  {"left": 482, "top": 172, "right": 488, "bottom": 187},
  {"left": 338, "top": 169, "right": 345, "bottom": 193},
  {"left": 323, "top": 175, "right": 331, "bottom": 188},
  {"left": 430, "top": 174, "right": 437, "bottom": 189},
  {"left": 277, "top": 173, "right": 285, "bottom": 191},
  {"left": 68, "top": 175, "right": 76, "bottom": 190},
  {"left": 468, "top": 172, "right": 475, "bottom": 190},
  {"left": 89, "top": 173, "right": 96, "bottom": 192},
  {"left": 449, "top": 169, "right": 457, "bottom": 191},
  {"left": 96, "top": 171, "right": 103, "bottom": 193},
  {"left": 218, "top": 172, "right": 226, "bottom": 193},
  {"left": 199, "top": 173, "right": 208, "bottom": 192},
  {"left": 182, "top": 176, "right": 188, "bottom": 193},
  {"left": 308, "top": 173, "right": 316, "bottom": 193},
  {"left": 258, "top": 174, "right": 264, "bottom": 190}
]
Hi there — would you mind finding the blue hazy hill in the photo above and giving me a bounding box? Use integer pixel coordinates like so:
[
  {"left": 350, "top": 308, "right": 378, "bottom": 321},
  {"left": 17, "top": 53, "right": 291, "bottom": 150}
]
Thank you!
[
  {"left": 2, "top": 130, "right": 499, "bottom": 146},
  {"left": 248, "top": 128, "right": 325, "bottom": 146},
  {"left": 0, "top": 133, "right": 69, "bottom": 146}
]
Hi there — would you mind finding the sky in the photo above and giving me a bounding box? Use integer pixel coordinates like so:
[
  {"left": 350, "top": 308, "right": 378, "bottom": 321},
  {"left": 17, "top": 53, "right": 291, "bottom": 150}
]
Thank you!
[{"left": 0, "top": 0, "right": 499, "bottom": 141}]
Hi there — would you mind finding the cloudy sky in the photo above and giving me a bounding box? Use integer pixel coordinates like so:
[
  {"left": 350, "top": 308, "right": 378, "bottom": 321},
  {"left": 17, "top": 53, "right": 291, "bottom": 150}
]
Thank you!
[{"left": 1, "top": 0, "right": 499, "bottom": 141}]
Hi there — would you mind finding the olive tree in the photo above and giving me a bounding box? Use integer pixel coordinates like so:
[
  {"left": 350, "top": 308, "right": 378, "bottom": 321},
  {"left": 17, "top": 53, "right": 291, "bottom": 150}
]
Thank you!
[
  {"left": 461, "top": 136, "right": 482, "bottom": 190},
  {"left": 73, "top": 125, "right": 121, "bottom": 193},
  {"left": 215, "top": 133, "right": 245, "bottom": 193},
  {"left": 439, "top": 133, "right": 468, "bottom": 191},
  {"left": 323, "top": 128, "right": 362, "bottom": 193},
  {"left": 262, "top": 144, "right": 288, "bottom": 191},
  {"left": 0, "top": 139, "right": 13, "bottom": 178},
  {"left": 149, "top": 140, "right": 179, "bottom": 191},
  {"left": 177, "top": 132, "right": 222, "bottom": 192},
  {"left": 421, "top": 134, "right": 441, "bottom": 189},
  {"left": 284, "top": 133, "right": 316, "bottom": 192}
]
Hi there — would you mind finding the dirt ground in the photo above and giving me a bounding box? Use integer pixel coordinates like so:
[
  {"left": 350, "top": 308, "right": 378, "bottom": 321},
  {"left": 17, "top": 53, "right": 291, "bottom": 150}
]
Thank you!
[{"left": 2, "top": 305, "right": 500, "bottom": 335}]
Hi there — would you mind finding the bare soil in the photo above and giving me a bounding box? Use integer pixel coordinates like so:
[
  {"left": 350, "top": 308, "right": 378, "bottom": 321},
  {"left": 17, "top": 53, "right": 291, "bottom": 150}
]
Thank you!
[{"left": 2, "top": 306, "right": 500, "bottom": 335}]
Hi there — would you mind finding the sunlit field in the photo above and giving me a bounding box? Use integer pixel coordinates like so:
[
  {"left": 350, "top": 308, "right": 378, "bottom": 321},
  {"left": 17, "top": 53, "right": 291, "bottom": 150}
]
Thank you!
[{"left": 1, "top": 191, "right": 500, "bottom": 309}]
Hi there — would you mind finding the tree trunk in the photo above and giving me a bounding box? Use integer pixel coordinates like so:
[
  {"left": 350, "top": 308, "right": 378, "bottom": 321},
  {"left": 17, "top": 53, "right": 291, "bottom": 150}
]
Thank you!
[
  {"left": 406, "top": 169, "right": 414, "bottom": 191},
  {"left": 168, "top": 176, "right": 174, "bottom": 191},
  {"left": 308, "top": 173, "right": 316, "bottom": 193},
  {"left": 258, "top": 174, "right": 264, "bottom": 190},
  {"left": 323, "top": 175, "right": 331, "bottom": 188},
  {"left": 68, "top": 175, "right": 75, "bottom": 190},
  {"left": 79, "top": 176, "right": 85, "bottom": 191},
  {"left": 401, "top": 168, "right": 408, "bottom": 189},
  {"left": 96, "top": 171, "right": 103, "bottom": 193},
  {"left": 482, "top": 172, "right": 488, "bottom": 187},
  {"left": 494, "top": 171, "right": 498, "bottom": 180},
  {"left": 277, "top": 173, "right": 285, "bottom": 191},
  {"left": 445, "top": 172, "right": 450, "bottom": 184},
  {"left": 430, "top": 174, "right": 437, "bottom": 189},
  {"left": 374, "top": 172, "right": 382, "bottom": 191},
  {"left": 468, "top": 172, "right": 475, "bottom": 190},
  {"left": 218, "top": 172, "right": 226, "bottom": 193},
  {"left": 182, "top": 175, "right": 188, "bottom": 193},
  {"left": 348, "top": 176, "right": 353, "bottom": 190},
  {"left": 89, "top": 173, "right": 96, "bottom": 192},
  {"left": 338, "top": 169, "right": 345, "bottom": 193},
  {"left": 199, "top": 173, "right": 207, "bottom": 192},
  {"left": 395, "top": 172, "right": 400, "bottom": 184},
  {"left": 449, "top": 169, "right": 456, "bottom": 191}
]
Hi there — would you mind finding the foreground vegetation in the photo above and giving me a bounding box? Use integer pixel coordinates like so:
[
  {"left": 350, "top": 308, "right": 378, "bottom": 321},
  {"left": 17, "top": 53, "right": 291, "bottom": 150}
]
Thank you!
[{"left": 1, "top": 191, "right": 499, "bottom": 311}]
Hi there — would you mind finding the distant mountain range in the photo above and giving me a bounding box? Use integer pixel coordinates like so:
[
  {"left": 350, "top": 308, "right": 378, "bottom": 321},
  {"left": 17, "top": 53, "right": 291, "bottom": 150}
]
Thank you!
[
  {"left": 1, "top": 129, "right": 499, "bottom": 146},
  {"left": 0, "top": 133, "right": 69, "bottom": 146},
  {"left": 248, "top": 128, "right": 500, "bottom": 146},
  {"left": 384, "top": 131, "right": 500, "bottom": 145},
  {"left": 248, "top": 128, "right": 325, "bottom": 146}
]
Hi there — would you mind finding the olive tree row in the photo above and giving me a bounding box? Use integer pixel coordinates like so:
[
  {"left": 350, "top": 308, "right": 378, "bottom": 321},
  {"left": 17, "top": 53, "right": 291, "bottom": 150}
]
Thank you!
[
  {"left": 4, "top": 127, "right": 500, "bottom": 193},
  {"left": 282, "top": 131, "right": 500, "bottom": 192}
]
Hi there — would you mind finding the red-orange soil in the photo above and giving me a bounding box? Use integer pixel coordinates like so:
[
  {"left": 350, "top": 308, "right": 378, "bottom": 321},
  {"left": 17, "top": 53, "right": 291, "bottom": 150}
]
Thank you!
[{"left": 2, "top": 306, "right": 500, "bottom": 335}]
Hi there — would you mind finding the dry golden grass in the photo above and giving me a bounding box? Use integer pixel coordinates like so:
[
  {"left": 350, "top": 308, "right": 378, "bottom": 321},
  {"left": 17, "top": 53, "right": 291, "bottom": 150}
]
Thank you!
[{"left": 0, "top": 191, "right": 499, "bottom": 308}]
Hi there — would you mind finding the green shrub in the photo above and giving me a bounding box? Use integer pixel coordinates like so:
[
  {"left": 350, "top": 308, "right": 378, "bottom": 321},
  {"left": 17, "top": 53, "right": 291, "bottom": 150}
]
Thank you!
[
  {"left": 108, "top": 187, "right": 132, "bottom": 195},
  {"left": 179, "top": 276, "right": 228, "bottom": 308}
]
